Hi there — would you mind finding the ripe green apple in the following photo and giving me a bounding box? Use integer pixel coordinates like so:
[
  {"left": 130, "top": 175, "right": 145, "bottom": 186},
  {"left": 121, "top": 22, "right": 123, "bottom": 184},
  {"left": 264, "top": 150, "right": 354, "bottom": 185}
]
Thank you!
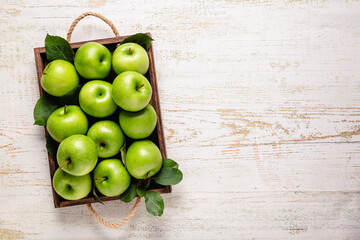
[
  {"left": 119, "top": 104, "right": 157, "bottom": 139},
  {"left": 126, "top": 140, "right": 162, "bottom": 179},
  {"left": 112, "top": 71, "right": 152, "bottom": 112},
  {"left": 87, "top": 120, "right": 125, "bottom": 158},
  {"left": 93, "top": 159, "right": 131, "bottom": 197},
  {"left": 41, "top": 60, "right": 79, "bottom": 97},
  {"left": 47, "top": 105, "right": 88, "bottom": 142},
  {"left": 112, "top": 43, "right": 149, "bottom": 75},
  {"left": 79, "top": 80, "right": 117, "bottom": 118},
  {"left": 53, "top": 168, "right": 92, "bottom": 200},
  {"left": 74, "top": 42, "right": 112, "bottom": 79},
  {"left": 57, "top": 134, "right": 98, "bottom": 176}
]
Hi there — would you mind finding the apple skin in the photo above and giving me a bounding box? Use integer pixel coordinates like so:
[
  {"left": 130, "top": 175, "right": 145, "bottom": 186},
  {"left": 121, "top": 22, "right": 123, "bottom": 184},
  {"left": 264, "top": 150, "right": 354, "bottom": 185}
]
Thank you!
[
  {"left": 79, "top": 80, "right": 117, "bottom": 118},
  {"left": 112, "top": 43, "right": 149, "bottom": 75},
  {"left": 53, "top": 168, "right": 92, "bottom": 200},
  {"left": 87, "top": 120, "right": 125, "bottom": 158},
  {"left": 74, "top": 42, "right": 112, "bottom": 79},
  {"left": 126, "top": 140, "right": 162, "bottom": 179},
  {"left": 112, "top": 71, "right": 152, "bottom": 112},
  {"left": 41, "top": 60, "right": 79, "bottom": 97},
  {"left": 57, "top": 134, "right": 98, "bottom": 176},
  {"left": 119, "top": 104, "right": 157, "bottom": 139},
  {"left": 47, "top": 105, "right": 88, "bottom": 142},
  {"left": 93, "top": 159, "right": 131, "bottom": 197}
]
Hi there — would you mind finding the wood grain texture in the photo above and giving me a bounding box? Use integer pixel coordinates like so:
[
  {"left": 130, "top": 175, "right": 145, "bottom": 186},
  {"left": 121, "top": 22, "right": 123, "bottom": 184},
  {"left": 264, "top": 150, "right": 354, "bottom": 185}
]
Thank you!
[{"left": 0, "top": 0, "right": 360, "bottom": 239}]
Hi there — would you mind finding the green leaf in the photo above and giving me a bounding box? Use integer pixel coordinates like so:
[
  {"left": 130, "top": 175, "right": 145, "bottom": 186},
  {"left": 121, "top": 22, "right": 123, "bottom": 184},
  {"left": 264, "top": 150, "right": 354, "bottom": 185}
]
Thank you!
[
  {"left": 45, "top": 34, "right": 74, "bottom": 63},
  {"left": 59, "top": 85, "right": 82, "bottom": 105},
  {"left": 120, "top": 184, "right": 137, "bottom": 203},
  {"left": 121, "top": 33, "right": 153, "bottom": 51},
  {"left": 45, "top": 135, "right": 59, "bottom": 160},
  {"left": 163, "top": 159, "right": 179, "bottom": 169},
  {"left": 153, "top": 167, "right": 183, "bottom": 185},
  {"left": 33, "top": 95, "right": 59, "bottom": 126},
  {"left": 120, "top": 141, "right": 126, "bottom": 166},
  {"left": 136, "top": 187, "right": 146, "bottom": 197},
  {"left": 92, "top": 184, "right": 104, "bottom": 205},
  {"left": 144, "top": 191, "right": 164, "bottom": 216}
]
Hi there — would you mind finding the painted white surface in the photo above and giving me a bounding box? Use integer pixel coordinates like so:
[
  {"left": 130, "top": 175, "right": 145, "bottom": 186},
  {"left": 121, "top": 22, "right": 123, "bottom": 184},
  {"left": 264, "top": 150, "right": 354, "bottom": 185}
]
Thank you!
[{"left": 0, "top": 0, "right": 360, "bottom": 239}]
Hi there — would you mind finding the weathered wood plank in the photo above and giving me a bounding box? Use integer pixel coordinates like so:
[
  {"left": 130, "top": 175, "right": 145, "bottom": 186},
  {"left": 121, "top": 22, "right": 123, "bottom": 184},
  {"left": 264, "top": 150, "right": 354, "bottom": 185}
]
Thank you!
[{"left": 0, "top": 191, "right": 359, "bottom": 239}]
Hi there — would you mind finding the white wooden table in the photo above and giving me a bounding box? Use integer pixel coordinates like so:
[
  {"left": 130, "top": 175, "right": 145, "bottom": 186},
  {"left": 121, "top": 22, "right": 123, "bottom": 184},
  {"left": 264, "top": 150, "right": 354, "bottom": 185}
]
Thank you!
[{"left": 1, "top": 1, "right": 359, "bottom": 239}]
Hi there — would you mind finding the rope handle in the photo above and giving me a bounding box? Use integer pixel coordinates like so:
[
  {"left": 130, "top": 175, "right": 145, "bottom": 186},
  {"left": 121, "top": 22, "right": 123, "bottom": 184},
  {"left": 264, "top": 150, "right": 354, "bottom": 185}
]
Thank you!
[
  {"left": 67, "top": 12, "right": 139, "bottom": 228},
  {"left": 67, "top": 12, "right": 120, "bottom": 42},
  {"left": 87, "top": 197, "right": 141, "bottom": 228}
]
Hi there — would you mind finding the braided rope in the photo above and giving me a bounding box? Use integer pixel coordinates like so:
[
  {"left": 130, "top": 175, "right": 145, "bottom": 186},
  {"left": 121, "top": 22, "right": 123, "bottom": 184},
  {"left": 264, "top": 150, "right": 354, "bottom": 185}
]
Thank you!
[
  {"left": 87, "top": 197, "right": 141, "bottom": 228},
  {"left": 67, "top": 12, "right": 120, "bottom": 42}
]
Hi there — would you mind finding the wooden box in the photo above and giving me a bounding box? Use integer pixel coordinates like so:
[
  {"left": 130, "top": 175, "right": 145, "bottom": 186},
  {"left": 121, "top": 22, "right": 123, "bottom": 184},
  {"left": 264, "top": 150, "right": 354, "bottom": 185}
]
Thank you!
[{"left": 34, "top": 33, "right": 171, "bottom": 208}]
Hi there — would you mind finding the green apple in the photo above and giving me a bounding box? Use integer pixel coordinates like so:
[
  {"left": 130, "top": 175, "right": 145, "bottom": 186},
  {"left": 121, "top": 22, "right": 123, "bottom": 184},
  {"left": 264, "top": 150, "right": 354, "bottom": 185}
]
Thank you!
[
  {"left": 47, "top": 105, "right": 88, "bottom": 142},
  {"left": 53, "top": 168, "right": 92, "bottom": 200},
  {"left": 112, "top": 43, "right": 149, "bottom": 75},
  {"left": 57, "top": 134, "right": 98, "bottom": 176},
  {"left": 126, "top": 140, "right": 162, "bottom": 179},
  {"left": 41, "top": 60, "right": 79, "bottom": 97},
  {"left": 112, "top": 71, "right": 152, "bottom": 112},
  {"left": 87, "top": 120, "right": 125, "bottom": 158},
  {"left": 79, "top": 80, "right": 117, "bottom": 118},
  {"left": 93, "top": 159, "right": 130, "bottom": 197},
  {"left": 119, "top": 104, "right": 157, "bottom": 139},
  {"left": 74, "top": 42, "right": 112, "bottom": 79}
]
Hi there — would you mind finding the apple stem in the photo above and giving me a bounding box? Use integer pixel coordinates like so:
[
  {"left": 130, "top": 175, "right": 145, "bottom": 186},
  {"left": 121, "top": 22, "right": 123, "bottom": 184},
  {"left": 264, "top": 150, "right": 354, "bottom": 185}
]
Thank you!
[
  {"left": 59, "top": 160, "right": 70, "bottom": 169},
  {"left": 95, "top": 177, "right": 107, "bottom": 181},
  {"left": 64, "top": 105, "right": 67, "bottom": 114},
  {"left": 144, "top": 172, "right": 149, "bottom": 181},
  {"left": 129, "top": 48, "right": 132, "bottom": 55},
  {"left": 136, "top": 84, "right": 145, "bottom": 91}
]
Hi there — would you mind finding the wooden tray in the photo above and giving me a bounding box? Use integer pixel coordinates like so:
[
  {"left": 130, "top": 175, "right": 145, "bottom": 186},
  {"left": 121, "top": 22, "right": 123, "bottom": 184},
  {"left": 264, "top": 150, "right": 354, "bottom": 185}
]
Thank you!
[{"left": 34, "top": 33, "right": 171, "bottom": 208}]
